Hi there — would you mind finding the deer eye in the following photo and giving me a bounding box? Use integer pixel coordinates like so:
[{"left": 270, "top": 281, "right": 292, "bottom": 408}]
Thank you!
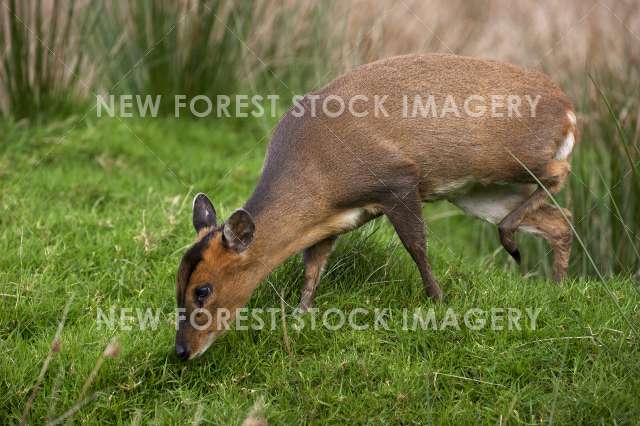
[{"left": 195, "top": 284, "right": 212, "bottom": 302}]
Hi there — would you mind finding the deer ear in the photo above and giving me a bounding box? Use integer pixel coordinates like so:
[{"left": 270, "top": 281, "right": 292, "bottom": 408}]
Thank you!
[
  {"left": 222, "top": 209, "right": 255, "bottom": 252},
  {"left": 192, "top": 193, "right": 217, "bottom": 234}
]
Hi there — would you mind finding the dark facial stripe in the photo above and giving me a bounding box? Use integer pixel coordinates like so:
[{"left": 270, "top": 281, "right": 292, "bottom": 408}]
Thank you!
[{"left": 176, "top": 231, "right": 215, "bottom": 306}]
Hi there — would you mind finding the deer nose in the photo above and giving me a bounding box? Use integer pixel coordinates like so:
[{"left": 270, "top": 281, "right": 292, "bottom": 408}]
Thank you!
[{"left": 175, "top": 343, "right": 190, "bottom": 360}]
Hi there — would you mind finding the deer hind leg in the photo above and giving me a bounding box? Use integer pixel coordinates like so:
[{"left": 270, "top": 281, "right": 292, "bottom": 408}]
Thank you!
[
  {"left": 519, "top": 204, "right": 573, "bottom": 282},
  {"left": 299, "top": 236, "right": 337, "bottom": 312},
  {"left": 498, "top": 159, "right": 571, "bottom": 264},
  {"left": 451, "top": 183, "right": 536, "bottom": 263}
]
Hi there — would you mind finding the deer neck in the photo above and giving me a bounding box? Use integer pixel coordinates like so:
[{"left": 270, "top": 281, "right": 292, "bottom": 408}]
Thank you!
[{"left": 242, "top": 181, "right": 329, "bottom": 279}]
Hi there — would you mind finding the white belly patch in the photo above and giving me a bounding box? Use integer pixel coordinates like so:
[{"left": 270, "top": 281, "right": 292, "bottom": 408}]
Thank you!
[
  {"left": 333, "top": 205, "right": 381, "bottom": 231},
  {"left": 451, "top": 184, "right": 535, "bottom": 224}
]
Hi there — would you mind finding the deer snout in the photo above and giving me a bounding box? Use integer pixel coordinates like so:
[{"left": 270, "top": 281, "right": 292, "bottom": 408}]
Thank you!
[{"left": 175, "top": 342, "right": 190, "bottom": 360}]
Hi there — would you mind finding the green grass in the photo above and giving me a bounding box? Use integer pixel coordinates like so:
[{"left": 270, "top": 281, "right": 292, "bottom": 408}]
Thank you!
[{"left": 1, "top": 118, "right": 639, "bottom": 424}]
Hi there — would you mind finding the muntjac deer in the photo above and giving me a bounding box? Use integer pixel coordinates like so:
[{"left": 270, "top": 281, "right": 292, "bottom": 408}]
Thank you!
[{"left": 175, "top": 53, "right": 578, "bottom": 359}]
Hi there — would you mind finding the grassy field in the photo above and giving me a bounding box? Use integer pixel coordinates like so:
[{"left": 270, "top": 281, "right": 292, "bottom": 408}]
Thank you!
[{"left": 1, "top": 117, "right": 638, "bottom": 424}]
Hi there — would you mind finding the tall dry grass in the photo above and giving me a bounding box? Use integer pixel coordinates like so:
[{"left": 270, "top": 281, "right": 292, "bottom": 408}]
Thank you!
[
  {"left": 89, "top": 0, "right": 338, "bottom": 108},
  {"left": 0, "top": 0, "right": 97, "bottom": 119},
  {"left": 92, "top": 0, "right": 253, "bottom": 105}
]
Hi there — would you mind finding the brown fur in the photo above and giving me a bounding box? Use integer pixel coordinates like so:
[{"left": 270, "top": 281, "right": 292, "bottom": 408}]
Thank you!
[{"left": 176, "top": 53, "right": 578, "bottom": 359}]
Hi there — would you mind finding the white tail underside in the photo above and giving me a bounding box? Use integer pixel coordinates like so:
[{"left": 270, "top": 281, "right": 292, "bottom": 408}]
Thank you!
[{"left": 555, "top": 111, "right": 576, "bottom": 160}]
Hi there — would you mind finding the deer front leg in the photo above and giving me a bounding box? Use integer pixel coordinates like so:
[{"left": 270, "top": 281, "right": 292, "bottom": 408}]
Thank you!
[
  {"left": 382, "top": 188, "right": 443, "bottom": 301},
  {"left": 298, "top": 236, "right": 337, "bottom": 312}
]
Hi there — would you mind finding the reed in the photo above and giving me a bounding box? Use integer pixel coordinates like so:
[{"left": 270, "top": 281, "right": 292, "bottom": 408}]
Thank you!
[{"left": 0, "top": 0, "right": 96, "bottom": 119}]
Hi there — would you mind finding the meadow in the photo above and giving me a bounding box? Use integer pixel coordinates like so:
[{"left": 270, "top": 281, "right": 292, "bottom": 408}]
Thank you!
[{"left": 1, "top": 0, "right": 639, "bottom": 424}]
